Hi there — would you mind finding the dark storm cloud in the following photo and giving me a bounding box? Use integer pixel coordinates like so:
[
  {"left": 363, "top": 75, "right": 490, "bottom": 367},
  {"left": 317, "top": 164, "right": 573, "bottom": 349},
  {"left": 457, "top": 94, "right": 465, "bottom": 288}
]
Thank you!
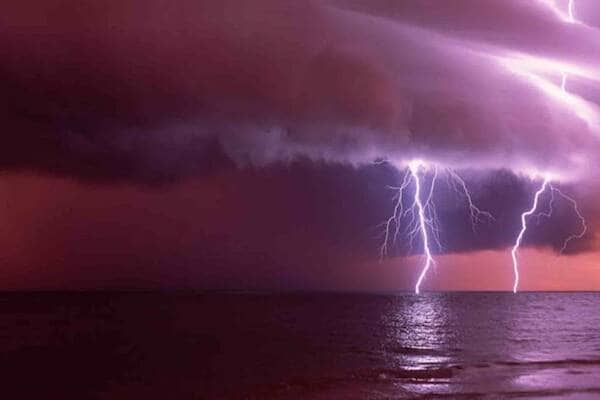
[
  {"left": 1, "top": 0, "right": 599, "bottom": 273},
  {"left": 1, "top": 0, "right": 405, "bottom": 181},
  {"left": 2, "top": 0, "right": 600, "bottom": 182},
  {"left": 372, "top": 165, "right": 595, "bottom": 256},
  {"left": 4, "top": 161, "right": 591, "bottom": 292}
]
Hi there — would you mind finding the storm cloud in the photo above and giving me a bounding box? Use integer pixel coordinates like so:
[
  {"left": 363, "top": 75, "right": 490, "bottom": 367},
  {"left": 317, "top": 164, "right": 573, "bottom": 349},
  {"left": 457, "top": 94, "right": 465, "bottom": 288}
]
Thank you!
[
  {"left": 1, "top": 0, "right": 599, "bottom": 291},
  {"left": 2, "top": 0, "right": 600, "bottom": 182}
]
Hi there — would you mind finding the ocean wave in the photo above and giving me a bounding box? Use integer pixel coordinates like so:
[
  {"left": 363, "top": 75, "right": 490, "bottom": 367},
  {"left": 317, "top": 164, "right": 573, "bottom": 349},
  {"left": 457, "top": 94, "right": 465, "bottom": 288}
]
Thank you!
[
  {"left": 495, "top": 358, "right": 600, "bottom": 368},
  {"left": 388, "top": 346, "right": 450, "bottom": 357},
  {"left": 363, "top": 366, "right": 457, "bottom": 382}
]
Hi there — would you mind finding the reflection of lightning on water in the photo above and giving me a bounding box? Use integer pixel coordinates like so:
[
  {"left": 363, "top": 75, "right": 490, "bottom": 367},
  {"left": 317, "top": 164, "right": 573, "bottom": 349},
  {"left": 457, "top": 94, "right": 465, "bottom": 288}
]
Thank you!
[{"left": 380, "top": 161, "right": 493, "bottom": 294}]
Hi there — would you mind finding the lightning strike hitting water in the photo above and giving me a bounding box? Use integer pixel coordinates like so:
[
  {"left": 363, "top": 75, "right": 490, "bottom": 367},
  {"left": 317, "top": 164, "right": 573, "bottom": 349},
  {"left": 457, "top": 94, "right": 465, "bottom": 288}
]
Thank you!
[
  {"left": 509, "top": 0, "right": 586, "bottom": 286},
  {"left": 510, "top": 176, "right": 587, "bottom": 292},
  {"left": 379, "top": 2, "right": 590, "bottom": 294},
  {"left": 381, "top": 161, "right": 492, "bottom": 294},
  {"left": 410, "top": 162, "right": 435, "bottom": 295},
  {"left": 380, "top": 161, "right": 439, "bottom": 295},
  {"left": 511, "top": 177, "right": 550, "bottom": 293}
]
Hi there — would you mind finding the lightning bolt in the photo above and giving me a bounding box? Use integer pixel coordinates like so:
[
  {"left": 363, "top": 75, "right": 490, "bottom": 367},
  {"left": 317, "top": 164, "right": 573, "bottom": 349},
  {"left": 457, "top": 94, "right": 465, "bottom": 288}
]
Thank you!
[
  {"left": 379, "top": 0, "right": 589, "bottom": 294},
  {"left": 380, "top": 161, "right": 492, "bottom": 294},
  {"left": 447, "top": 169, "right": 496, "bottom": 231},
  {"left": 511, "top": 177, "right": 550, "bottom": 293},
  {"left": 500, "top": 2, "right": 600, "bottom": 134},
  {"left": 538, "top": 0, "right": 578, "bottom": 24},
  {"left": 533, "top": 183, "right": 588, "bottom": 255},
  {"left": 568, "top": 0, "right": 576, "bottom": 23},
  {"left": 499, "top": 55, "right": 600, "bottom": 129},
  {"left": 409, "top": 161, "right": 436, "bottom": 295},
  {"left": 382, "top": 162, "right": 585, "bottom": 293},
  {"left": 510, "top": 175, "right": 588, "bottom": 292},
  {"left": 562, "top": 0, "right": 576, "bottom": 94},
  {"left": 380, "top": 161, "right": 440, "bottom": 294},
  {"left": 535, "top": 0, "right": 587, "bottom": 258},
  {"left": 380, "top": 169, "right": 412, "bottom": 260},
  {"left": 552, "top": 186, "right": 588, "bottom": 254}
]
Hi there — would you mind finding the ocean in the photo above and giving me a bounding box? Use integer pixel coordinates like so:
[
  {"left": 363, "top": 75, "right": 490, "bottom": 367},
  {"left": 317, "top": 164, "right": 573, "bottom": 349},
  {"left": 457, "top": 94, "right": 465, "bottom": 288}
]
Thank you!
[{"left": 1, "top": 292, "right": 600, "bottom": 399}]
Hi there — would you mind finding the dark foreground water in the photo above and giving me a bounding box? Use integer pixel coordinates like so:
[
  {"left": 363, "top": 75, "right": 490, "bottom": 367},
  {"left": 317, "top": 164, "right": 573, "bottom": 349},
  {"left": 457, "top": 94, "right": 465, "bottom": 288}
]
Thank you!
[{"left": 2, "top": 292, "right": 600, "bottom": 399}]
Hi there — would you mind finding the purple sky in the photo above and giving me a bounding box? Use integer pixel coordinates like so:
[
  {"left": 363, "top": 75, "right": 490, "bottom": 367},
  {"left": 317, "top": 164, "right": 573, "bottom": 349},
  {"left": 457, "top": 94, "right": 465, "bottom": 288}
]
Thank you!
[{"left": 1, "top": 0, "right": 600, "bottom": 290}]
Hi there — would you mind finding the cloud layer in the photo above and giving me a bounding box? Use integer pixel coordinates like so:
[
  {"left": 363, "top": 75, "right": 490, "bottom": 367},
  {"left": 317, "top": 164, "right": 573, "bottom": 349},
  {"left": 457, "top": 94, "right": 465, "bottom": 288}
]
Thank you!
[
  {"left": 1, "top": 1, "right": 599, "bottom": 291},
  {"left": 2, "top": 0, "right": 600, "bottom": 182}
]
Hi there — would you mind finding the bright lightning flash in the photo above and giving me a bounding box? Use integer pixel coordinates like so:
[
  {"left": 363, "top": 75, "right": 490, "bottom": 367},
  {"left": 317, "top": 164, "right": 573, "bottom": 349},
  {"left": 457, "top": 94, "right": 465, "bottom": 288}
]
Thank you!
[
  {"left": 508, "top": 0, "right": 588, "bottom": 292},
  {"left": 381, "top": 0, "right": 588, "bottom": 294},
  {"left": 381, "top": 161, "right": 493, "bottom": 294},
  {"left": 562, "top": 0, "right": 576, "bottom": 95},
  {"left": 533, "top": 183, "right": 588, "bottom": 254},
  {"left": 410, "top": 162, "right": 436, "bottom": 295},
  {"left": 553, "top": 186, "right": 588, "bottom": 254},
  {"left": 500, "top": 2, "right": 600, "bottom": 133},
  {"left": 568, "top": 0, "right": 576, "bottom": 23},
  {"left": 511, "top": 176, "right": 587, "bottom": 292},
  {"left": 511, "top": 177, "right": 550, "bottom": 293},
  {"left": 538, "top": 0, "right": 578, "bottom": 24}
]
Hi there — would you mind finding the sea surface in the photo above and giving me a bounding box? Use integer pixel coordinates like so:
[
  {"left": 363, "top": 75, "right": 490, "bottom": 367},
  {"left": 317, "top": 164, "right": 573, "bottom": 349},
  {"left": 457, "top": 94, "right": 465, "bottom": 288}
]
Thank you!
[{"left": 2, "top": 292, "right": 600, "bottom": 399}]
